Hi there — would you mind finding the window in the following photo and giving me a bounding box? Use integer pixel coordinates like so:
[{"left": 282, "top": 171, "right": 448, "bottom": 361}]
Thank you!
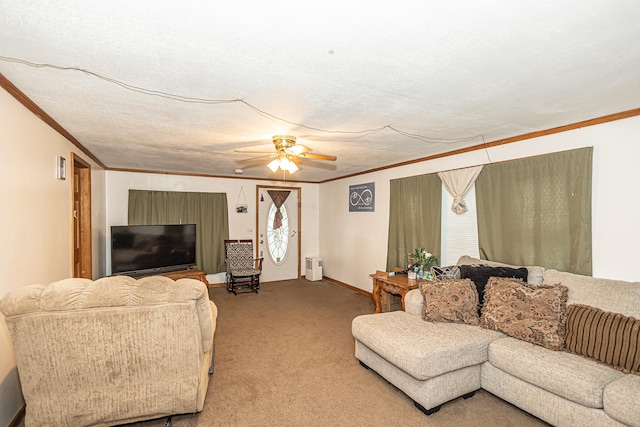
[
  {"left": 266, "top": 202, "right": 289, "bottom": 264},
  {"left": 440, "top": 183, "right": 480, "bottom": 266},
  {"left": 386, "top": 148, "right": 591, "bottom": 275}
]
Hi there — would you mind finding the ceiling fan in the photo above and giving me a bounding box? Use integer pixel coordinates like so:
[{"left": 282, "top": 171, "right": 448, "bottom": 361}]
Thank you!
[{"left": 236, "top": 135, "right": 337, "bottom": 174}]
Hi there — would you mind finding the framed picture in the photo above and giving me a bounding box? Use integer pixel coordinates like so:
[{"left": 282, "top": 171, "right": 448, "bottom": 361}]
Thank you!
[
  {"left": 56, "top": 155, "right": 66, "bottom": 180},
  {"left": 349, "top": 182, "right": 375, "bottom": 212}
]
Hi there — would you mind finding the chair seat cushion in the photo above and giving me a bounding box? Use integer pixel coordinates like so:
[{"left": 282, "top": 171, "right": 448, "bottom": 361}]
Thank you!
[
  {"left": 488, "top": 337, "right": 625, "bottom": 408},
  {"left": 231, "top": 268, "right": 261, "bottom": 276}
]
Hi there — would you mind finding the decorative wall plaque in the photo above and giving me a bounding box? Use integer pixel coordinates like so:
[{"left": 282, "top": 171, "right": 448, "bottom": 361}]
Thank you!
[{"left": 349, "top": 182, "right": 375, "bottom": 212}]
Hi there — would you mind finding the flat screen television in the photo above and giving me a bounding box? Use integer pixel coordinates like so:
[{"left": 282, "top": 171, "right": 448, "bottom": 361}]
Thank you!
[{"left": 111, "top": 224, "right": 197, "bottom": 276}]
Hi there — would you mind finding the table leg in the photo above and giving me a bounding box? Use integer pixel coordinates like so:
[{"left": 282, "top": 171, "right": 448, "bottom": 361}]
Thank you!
[{"left": 372, "top": 279, "right": 383, "bottom": 313}]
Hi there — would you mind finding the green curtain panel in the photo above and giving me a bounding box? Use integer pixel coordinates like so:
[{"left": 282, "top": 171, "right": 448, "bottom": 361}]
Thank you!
[
  {"left": 128, "top": 190, "right": 229, "bottom": 273},
  {"left": 475, "top": 147, "right": 593, "bottom": 275},
  {"left": 386, "top": 173, "right": 442, "bottom": 271}
]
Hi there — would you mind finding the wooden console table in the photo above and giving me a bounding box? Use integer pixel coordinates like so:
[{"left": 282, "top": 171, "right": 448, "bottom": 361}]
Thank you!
[
  {"left": 137, "top": 269, "right": 209, "bottom": 287},
  {"left": 370, "top": 272, "right": 421, "bottom": 313}
]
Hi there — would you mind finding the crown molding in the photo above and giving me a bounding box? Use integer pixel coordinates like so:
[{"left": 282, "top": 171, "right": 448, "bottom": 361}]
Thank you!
[{"left": 0, "top": 73, "right": 106, "bottom": 169}]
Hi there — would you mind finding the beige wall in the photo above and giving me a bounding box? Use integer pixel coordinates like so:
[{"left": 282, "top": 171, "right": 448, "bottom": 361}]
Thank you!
[
  {"left": 0, "top": 87, "right": 106, "bottom": 425},
  {"left": 105, "top": 171, "right": 320, "bottom": 284},
  {"left": 320, "top": 115, "right": 640, "bottom": 291}
]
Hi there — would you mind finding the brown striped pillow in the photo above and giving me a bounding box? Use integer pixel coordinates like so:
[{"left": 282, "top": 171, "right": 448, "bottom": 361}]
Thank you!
[{"left": 565, "top": 304, "right": 640, "bottom": 374}]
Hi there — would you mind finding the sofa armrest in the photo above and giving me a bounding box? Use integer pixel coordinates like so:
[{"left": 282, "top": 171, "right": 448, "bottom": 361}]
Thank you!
[
  {"left": 202, "top": 298, "right": 217, "bottom": 352},
  {"left": 404, "top": 288, "right": 423, "bottom": 316}
]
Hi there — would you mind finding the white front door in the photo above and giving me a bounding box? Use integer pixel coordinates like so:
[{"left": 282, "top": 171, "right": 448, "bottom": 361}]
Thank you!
[{"left": 257, "top": 186, "right": 300, "bottom": 282}]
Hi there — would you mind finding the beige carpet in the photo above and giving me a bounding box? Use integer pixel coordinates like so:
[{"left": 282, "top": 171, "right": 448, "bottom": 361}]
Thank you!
[{"left": 126, "top": 279, "right": 548, "bottom": 427}]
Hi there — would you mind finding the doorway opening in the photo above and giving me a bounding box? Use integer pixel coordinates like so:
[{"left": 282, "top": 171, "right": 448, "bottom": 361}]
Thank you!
[
  {"left": 256, "top": 185, "right": 301, "bottom": 282},
  {"left": 71, "top": 153, "right": 92, "bottom": 278}
]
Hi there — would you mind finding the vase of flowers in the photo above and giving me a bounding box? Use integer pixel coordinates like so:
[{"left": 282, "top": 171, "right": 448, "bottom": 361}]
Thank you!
[{"left": 408, "top": 248, "right": 438, "bottom": 280}]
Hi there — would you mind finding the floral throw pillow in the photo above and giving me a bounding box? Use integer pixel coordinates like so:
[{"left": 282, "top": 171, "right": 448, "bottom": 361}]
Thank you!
[
  {"left": 459, "top": 265, "right": 529, "bottom": 315},
  {"left": 480, "top": 277, "right": 568, "bottom": 351},
  {"left": 420, "top": 279, "right": 480, "bottom": 326}
]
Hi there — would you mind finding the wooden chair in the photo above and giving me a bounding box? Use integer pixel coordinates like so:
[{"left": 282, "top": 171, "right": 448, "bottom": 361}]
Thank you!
[{"left": 224, "top": 239, "right": 263, "bottom": 295}]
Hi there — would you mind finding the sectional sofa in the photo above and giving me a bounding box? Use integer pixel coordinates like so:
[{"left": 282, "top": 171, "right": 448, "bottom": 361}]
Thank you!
[{"left": 352, "top": 256, "right": 640, "bottom": 426}]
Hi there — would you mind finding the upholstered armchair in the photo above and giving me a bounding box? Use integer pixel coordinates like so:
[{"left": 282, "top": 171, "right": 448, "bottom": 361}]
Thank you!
[{"left": 0, "top": 275, "right": 217, "bottom": 427}]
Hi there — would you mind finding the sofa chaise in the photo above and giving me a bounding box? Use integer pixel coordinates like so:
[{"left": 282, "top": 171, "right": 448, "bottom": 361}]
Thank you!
[
  {"left": 0, "top": 275, "right": 217, "bottom": 427},
  {"left": 352, "top": 256, "right": 640, "bottom": 426}
]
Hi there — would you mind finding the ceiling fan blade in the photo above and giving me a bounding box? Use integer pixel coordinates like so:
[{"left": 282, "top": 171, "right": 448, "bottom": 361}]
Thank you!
[
  {"left": 299, "top": 152, "right": 337, "bottom": 161},
  {"left": 287, "top": 144, "right": 312, "bottom": 155},
  {"left": 234, "top": 149, "right": 274, "bottom": 154},
  {"left": 237, "top": 154, "right": 277, "bottom": 162},
  {"left": 294, "top": 159, "right": 338, "bottom": 170}
]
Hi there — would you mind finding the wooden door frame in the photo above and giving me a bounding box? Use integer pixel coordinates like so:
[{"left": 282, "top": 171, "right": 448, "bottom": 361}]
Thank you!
[
  {"left": 71, "top": 153, "right": 92, "bottom": 278},
  {"left": 256, "top": 185, "right": 302, "bottom": 279}
]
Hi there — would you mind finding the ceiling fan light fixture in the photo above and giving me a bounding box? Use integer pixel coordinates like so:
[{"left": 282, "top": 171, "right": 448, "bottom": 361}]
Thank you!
[
  {"left": 286, "top": 161, "right": 299, "bottom": 174},
  {"left": 272, "top": 135, "right": 296, "bottom": 151},
  {"left": 279, "top": 157, "right": 299, "bottom": 174},
  {"left": 279, "top": 157, "right": 292, "bottom": 169},
  {"left": 267, "top": 156, "right": 299, "bottom": 174},
  {"left": 267, "top": 159, "right": 280, "bottom": 173},
  {"left": 259, "top": 134, "right": 334, "bottom": 175}
]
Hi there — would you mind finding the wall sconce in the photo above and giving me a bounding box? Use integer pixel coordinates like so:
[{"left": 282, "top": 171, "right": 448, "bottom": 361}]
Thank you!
[{"left": 56, "top": 156, "right": 66, "bottom": 180}]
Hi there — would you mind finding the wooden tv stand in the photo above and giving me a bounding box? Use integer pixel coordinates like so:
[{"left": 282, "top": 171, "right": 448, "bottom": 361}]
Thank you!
[{"left": 137, "top": 268, "right": 209, "bottom": 287}]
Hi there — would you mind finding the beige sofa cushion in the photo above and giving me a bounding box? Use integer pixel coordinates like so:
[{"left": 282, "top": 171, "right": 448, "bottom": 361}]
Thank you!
[
  {"left": 603, "top": 374, "right": 640, "bottom": 427},
  {"left": 352, "top": 311, "right": 503, "bottom": 380},
  {"left": 543, "top": 269, "right": 640, "bottom": 319},
  {"left": 488, "top": 337, "right": 625, "bottom": 408}
]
